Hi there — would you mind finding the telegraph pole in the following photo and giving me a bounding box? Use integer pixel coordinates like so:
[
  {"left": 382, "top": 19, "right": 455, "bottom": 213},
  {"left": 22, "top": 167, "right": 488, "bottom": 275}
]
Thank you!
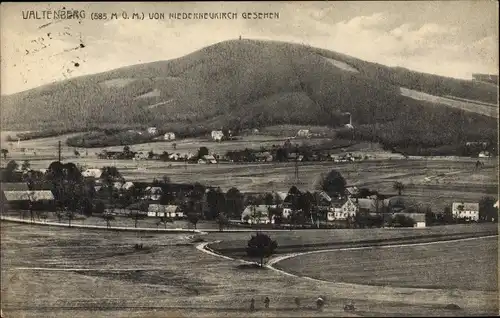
[
  {"left": 58, "top": 141, "right": 62, "bottom": 162},
  {"left": 294, "top": 146, "right": 299, "bottom": 184}
]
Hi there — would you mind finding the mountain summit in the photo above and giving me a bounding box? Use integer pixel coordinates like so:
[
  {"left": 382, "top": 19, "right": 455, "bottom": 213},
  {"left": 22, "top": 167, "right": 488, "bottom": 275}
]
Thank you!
[{"left": 1, "top": 39, "right": 497, "bottom": 147}]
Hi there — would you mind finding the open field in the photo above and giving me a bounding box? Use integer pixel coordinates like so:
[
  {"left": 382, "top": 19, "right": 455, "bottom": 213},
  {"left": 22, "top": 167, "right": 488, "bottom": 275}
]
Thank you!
[
  {"left": 1, "top": 222, "right": 498, "bottom": 317},
  {"left": 208, "top": 224, "right": 499, "bottom": 256},
  {"left": 276, "top": 236, "right": 498, "bottom": 291},
  {"left": 1, "top": 132, "right": 350, "bottom": 159}
]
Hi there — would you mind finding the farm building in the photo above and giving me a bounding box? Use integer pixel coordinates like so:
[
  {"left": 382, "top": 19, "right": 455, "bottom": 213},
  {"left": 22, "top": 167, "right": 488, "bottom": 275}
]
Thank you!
[
  {"left": 327, "top": 207, "right": 345, "bottom": 221},
  {"left": 211, "top": 130, "right": 224, "bottom": 142},
  {"left": 241, "top": 205, "right": 277, "bottom": 224},
  {"left": 143, "top": 186, "right": 163, "bottom": 201},
  {"left": 345, "top": 186, "right": 359, "bottom": 197},
  {"left": 255, "top": 152, "right": 273, "bottom": 162},
  {"left": 452, "top": 202, "right": 479, "bottom": 221},
  {"left": 201, "top": 155, "right": 217, "bottom": 164},
  {"left": 297, "top": 129, "right": 311, "bottom": 138},
  {"left": 147, "top": 127, "right": 158, "bottom": 135},
  {"left": 147, "top": 204, "right": 184, "bottom": 218},
  {"left": 1, "top": 182, "right": 55, "bottom": 210},
  {"left": 384, "top": 196, "right": 407, "bottom": 213},
  {"left": 164, "top": 132, "right": 176, "bottom": 140},
  {"left": 478, "top": 151, "right": 491, "bottom": 158},
  {"left": 82, "top": 168, "right": 103, "bottom": 179}
]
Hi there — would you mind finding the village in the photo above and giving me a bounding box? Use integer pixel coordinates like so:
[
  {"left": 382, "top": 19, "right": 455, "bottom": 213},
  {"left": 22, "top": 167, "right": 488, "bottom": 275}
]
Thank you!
[{"left": 1, "top": 127, "right": 497, "bottom": 230}]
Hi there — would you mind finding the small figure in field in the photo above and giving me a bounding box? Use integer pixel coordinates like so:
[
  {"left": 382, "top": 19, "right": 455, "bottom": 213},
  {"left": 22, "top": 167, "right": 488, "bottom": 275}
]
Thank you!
[
  {"left": 344, "top": 301, "right": 356, "bottom": 312},
  {"left": 264, "top": 296, "right": 270, "bottom": 309},
  {"left": 316, "top": 297, "right": 324, "bottom": 311},
  {"left": 250, "top": 298, "right": 255, "bottom": 311},
  {"left": 294, "top": 297, "right": 301, "bottom": 308}
]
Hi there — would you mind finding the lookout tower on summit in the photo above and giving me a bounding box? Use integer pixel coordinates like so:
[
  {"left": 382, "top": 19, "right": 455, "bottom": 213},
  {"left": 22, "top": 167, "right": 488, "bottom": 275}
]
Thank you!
[{"left": 344, "top": 112, "right": 353, "bottom": 129}]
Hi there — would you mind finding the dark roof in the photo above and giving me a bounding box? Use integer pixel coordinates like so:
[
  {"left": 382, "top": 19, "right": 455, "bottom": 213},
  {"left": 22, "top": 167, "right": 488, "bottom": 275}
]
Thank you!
[{"left": 1, "top": 182, "right": 29, "bottom": 191}]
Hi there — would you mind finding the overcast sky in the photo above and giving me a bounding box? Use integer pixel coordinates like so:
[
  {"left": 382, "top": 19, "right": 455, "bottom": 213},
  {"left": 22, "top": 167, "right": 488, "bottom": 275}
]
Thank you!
[{"left": 1, "top": 1, "right": 498, "bottom": 95}]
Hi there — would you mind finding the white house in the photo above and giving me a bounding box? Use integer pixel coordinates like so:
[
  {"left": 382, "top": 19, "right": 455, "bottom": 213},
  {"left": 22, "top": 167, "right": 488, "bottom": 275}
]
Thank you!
[
  {"left": 452, "top": 202, "right": 479, "bottom": 221},
  {"left": 478, "top": 151, "right": 491, "bottom": 158},
  {"left": 143, "top": 186, "right": 163, "bottom": 201},
  {"left": 241, "top": 205, "right": 277, "bottom": 224},
  {"left": 282, "top": 206, "right": 299, "bottom": 219},
  {"left": 164, "top": 132, "right": 176, "bottom": 141},
  {"left": 211, "top": 130, "right": 224, "bottom": 142},
  {"left": 164, "top": 205, "right": 184, "bottom": 218},
  {"left": 297, "top": 129, "right": 311, "bottom": 138},
  {"left": 327, "top": 207, "right": 344, "bottom": 221},
  {"left": 82, "top": 168, "right": 103, "bottom": 179},
  {"left": 411, "top": 213, "right": 426, "bottom": 228},
  {"left": 341, "top": 197, "right": 359, "bottom": 216},
  {"left": 147, "top": 127, "right": 158, "bottom": 135},
  {"left": 147, "top": 204, "right": 165, "bottom": 217}
]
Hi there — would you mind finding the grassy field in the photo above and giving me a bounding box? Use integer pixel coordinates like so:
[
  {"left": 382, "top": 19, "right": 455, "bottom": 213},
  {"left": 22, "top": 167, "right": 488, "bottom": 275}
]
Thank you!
[
  {"left": 1, "top": 222, "right": 498, "bottom": 317},
  {"left": 208, "top": 224, "right": 499, "bottom": 256},
  {"left": 276, "top": 236, "right": 498, "bottom": 292}
]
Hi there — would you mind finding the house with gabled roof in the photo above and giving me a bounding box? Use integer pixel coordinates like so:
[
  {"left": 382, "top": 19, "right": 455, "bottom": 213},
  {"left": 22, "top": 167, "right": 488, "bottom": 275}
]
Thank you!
[{"left": 452, "top": 202, "right": 479, "bottom": 222}]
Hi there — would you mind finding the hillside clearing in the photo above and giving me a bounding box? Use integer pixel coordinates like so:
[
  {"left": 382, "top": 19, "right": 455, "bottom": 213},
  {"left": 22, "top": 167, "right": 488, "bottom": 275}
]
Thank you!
[{"left": 400, "top": 87, "right": 498, "bottom": 118}]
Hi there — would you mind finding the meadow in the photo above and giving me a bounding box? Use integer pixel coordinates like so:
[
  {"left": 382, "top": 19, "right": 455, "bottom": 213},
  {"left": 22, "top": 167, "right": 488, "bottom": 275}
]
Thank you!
[
  {"left": 275, "top": 236, "right": 498, "bottom": 292},
  {"left": 1, "top": 222, "right": 498, "bottom": 317}
]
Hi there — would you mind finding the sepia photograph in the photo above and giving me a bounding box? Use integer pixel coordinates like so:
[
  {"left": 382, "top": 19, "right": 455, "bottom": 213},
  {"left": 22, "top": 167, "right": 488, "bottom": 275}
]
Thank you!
[{"left": 0, "top": 1, "right": 498, "bottom": 317}]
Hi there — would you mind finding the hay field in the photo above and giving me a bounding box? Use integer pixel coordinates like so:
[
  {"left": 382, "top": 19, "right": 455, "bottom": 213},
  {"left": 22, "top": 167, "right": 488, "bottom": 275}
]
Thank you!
[{"left": 1, "top": 222, "right": 497, "bottom": 317}]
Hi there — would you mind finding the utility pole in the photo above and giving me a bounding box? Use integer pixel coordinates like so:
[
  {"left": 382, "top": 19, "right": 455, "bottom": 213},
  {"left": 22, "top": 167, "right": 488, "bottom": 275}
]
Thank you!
[
  {"left": 58, "top": 141, "right": 62, "bottom": 162},
  {"left": 294, "top": 146, "right": 299, "bottom": 184}
]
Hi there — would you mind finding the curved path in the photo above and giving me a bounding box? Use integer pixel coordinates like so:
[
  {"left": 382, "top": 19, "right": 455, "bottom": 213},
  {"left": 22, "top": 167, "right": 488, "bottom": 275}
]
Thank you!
[{"left": 196, "top": 234, "right": 498, "bottom": 311}]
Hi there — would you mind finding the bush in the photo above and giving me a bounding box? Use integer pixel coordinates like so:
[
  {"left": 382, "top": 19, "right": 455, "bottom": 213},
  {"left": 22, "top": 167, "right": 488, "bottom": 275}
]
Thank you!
[{"left": 389, "top": 214, "right": 416, "bottom": 227}]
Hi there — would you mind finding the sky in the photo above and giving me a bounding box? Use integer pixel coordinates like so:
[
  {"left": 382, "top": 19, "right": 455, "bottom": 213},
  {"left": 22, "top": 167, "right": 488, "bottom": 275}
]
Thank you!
[{"left": 1, "top": 1, "right": 498, "bottom": 95}]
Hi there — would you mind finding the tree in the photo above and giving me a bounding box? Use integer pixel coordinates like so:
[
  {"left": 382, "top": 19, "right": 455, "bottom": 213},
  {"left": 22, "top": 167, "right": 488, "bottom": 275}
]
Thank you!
[
  {"left": 172, "top": 143, "right": 177, "bottom": 150},
  {"left": 123, "top": 145, "right": 131, "bottom": 153},
  {"left": 389, "top": 214, "right": 415, "bottom": 227},
  {"left": 55, "top": 210, "right": 64, "bottom": 223},
  {"left": 66, "top": 209, "right": 75, "bottom": 227},
  {"left": 318, "top": 170, "right": 346, "bottom": 197},
  {"left": 264, "top": 193, "right": 275, "bottom": 206},
  {"left": 479, "top": 196, "right": 497, "bottom": 222},
  {"left": 102, "top": 213, "right": 115, "bottom": 228},
  {"left": 6, "top": 160, "right": 18, "bottom": 172},
  {"left": 246, "top": 233, "right": 278, "bottom": 267},
  {"left": 216, "top": 213, "right": 229, "bottom": 232},
  {"left": 187, "top": 213, "right": 200, "bottom": 229},
  {"left": 129, "top": 211, "right": 147, "bottom": 228},
  {"left": 393, "top": 182, "right": 405, "bottom": 196},
  {"left": 1, "top": 148, "right": 8, "bottom": 160},
  {"left": 157, "top": 216, "right": 173, "bottom": 229},
  {"left": 197, "top": 146, "right": 209, "bottom": 159}
]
